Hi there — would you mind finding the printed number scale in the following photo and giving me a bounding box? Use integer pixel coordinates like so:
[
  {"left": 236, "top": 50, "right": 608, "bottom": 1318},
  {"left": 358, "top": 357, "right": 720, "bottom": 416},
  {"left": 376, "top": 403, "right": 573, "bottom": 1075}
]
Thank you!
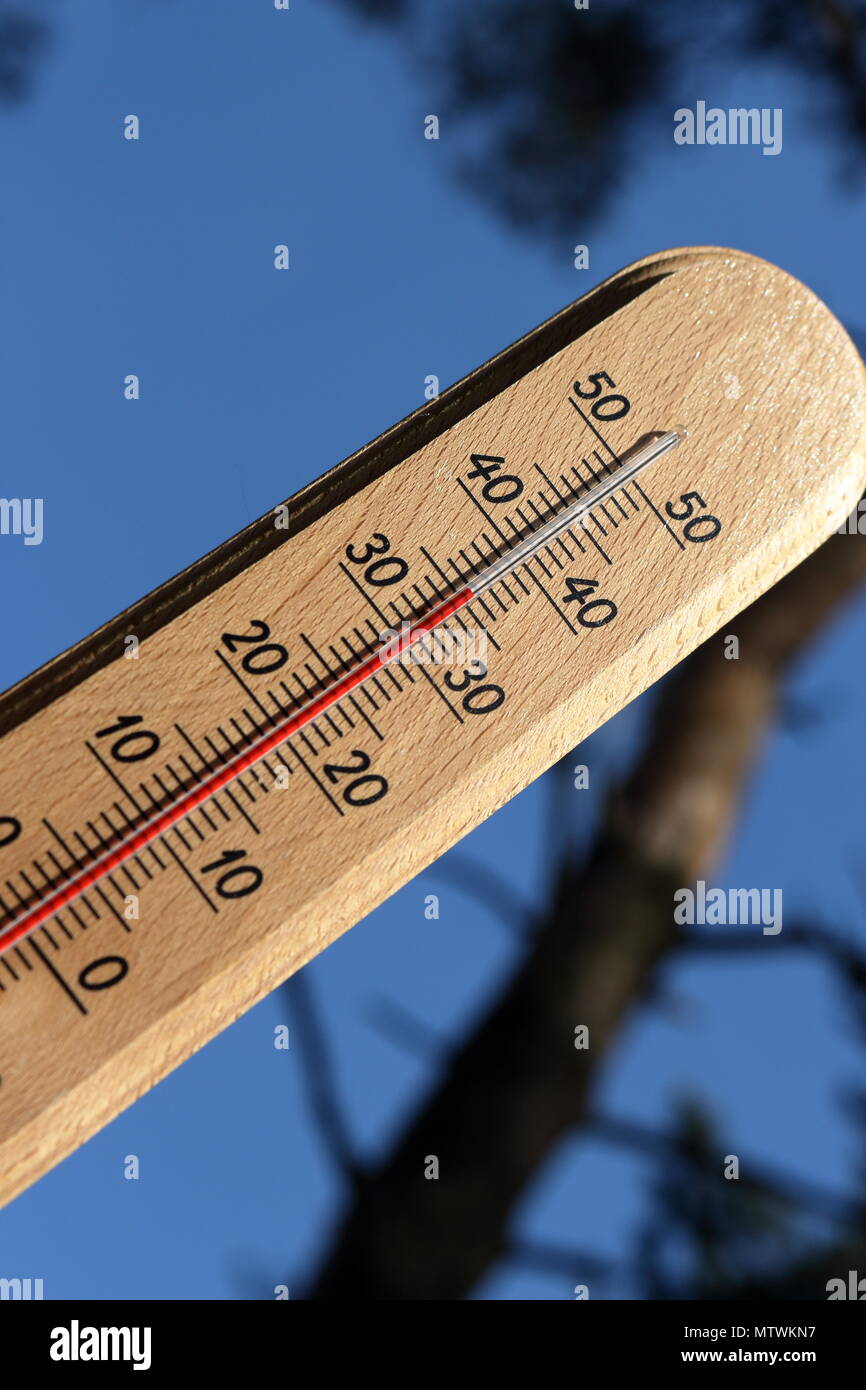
[{"left": 1, "top": 247, "right": 864, "bottom": 1205}]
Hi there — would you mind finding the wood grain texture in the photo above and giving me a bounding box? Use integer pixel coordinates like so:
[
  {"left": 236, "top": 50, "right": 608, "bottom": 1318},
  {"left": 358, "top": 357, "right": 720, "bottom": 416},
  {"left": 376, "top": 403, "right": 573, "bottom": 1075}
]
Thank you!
[{"left": 0, "top": 246, "right": 864, "bottom": 1207}]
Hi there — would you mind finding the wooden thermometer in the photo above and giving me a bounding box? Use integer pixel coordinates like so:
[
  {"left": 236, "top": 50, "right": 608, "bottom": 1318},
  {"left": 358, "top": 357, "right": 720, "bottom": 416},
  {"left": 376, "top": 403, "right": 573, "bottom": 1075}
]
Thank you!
[{"left": 1, "top": 247, "right": 864, "bottom": 1206}]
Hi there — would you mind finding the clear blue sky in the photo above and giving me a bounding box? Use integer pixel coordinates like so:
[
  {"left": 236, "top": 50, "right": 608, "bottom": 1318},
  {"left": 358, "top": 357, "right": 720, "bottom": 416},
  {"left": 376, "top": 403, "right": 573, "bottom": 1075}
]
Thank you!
[{"left": 0, "top": 0, "right": 864, "bottom": 1299}]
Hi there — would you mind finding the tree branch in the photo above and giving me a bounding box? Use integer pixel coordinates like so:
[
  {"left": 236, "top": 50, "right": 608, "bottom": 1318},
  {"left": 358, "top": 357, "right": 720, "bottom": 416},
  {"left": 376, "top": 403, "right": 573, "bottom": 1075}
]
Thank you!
[
  {"left": 305, "top": 523, "right": 866, "bottom": 1299},
  {"left": 284, "top": 973, "right": 363, "bottom": 1186}
]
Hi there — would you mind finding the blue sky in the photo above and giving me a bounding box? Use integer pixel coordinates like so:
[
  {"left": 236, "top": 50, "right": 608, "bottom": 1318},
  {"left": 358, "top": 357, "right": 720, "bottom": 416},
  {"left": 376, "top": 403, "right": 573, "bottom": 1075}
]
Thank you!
[{"left": 0, "top": 0, "right": 865, "bottom": 1299}]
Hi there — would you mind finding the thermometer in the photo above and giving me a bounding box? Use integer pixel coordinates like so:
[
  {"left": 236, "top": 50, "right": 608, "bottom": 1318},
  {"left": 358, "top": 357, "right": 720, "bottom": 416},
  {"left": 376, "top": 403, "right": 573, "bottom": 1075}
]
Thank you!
[{"left": 0, "top": 246, "right": 863, "bottom": 1205}]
